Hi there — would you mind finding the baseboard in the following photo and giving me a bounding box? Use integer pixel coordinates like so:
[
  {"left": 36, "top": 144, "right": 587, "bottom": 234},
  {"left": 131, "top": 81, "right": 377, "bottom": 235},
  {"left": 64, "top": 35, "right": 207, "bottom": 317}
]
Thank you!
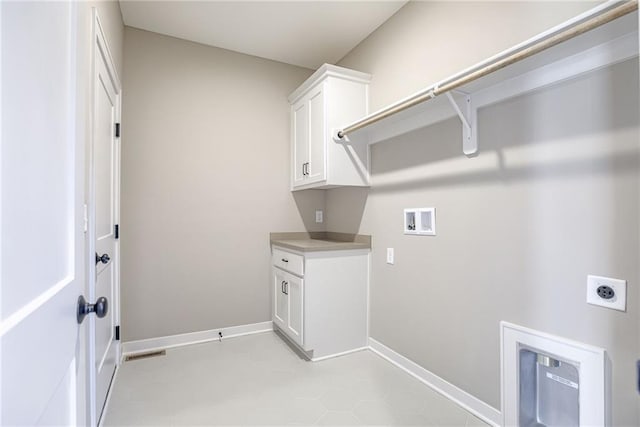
[
  {"left": 310, "top": 346, "right": 369, "bottom": 362},
  {"left": 121, "top": 321, "right": 273, "bottom": 356},
  {"left": 368, "top": 337, "right": 502, "bottom": 426}
]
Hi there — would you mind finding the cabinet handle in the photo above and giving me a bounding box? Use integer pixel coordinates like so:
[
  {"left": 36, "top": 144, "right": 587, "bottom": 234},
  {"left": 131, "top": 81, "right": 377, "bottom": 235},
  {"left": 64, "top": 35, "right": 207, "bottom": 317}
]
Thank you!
[
  {"left": 302, "top": 163, "right": 306, "bottom": 176},
  {"left": 281, "top": 258, "right": 288, "bottom": 263},
  {"left": 281, "top": 280, "right": 286, "bottom": 294},
  {"left": 306, "top": 162, "right": 310, "bottom": 175},
  {"left": 284, "top": 281, "right": 289, "bottom": 295}
]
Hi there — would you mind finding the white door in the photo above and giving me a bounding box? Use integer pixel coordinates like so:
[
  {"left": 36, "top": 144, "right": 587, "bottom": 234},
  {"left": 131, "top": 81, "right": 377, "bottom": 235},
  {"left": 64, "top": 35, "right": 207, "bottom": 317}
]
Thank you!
[
  {"left": 306, "top": 85, "right": 326, "bottom": 184},
  {"left": 90, "top": 14, "right": 120, "bottom": 424},
  {"left": 1, "top": 2, "right": 83, "bottom": 425},
  {"left": 273, "top": 269, "right": 288, "bottom": 330},
  {"left": 292, "top": 99, "right": 308, "bottom": 187},
  {"left": 286, "top": 274, "right": 304, "bottom": 347}
]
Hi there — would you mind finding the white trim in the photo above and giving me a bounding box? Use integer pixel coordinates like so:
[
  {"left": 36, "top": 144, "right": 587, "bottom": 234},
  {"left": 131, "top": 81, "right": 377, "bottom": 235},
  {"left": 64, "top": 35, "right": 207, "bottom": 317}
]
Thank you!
[
  {"left": 473, "top": 31, "right": 638, "bottom": 109},
  {"left": 88, "top": 10, "right": 122, "bottom": 427},
  {"left": 0, "top": 276, "right": 74, "bottom": 337},
  {"left": 368, "top": 29, "right": 638, "bottom": 145},
  {"left": 500, "top": 322, "right": 607, "bottom": 426},
  {"left": 121, "top": 321, "right": 274, "bottom": 356},
  {"left": 0, "top": 0, "right": 3, "bottom": 406},
  {"left": 273, "top": 324, "right": 368, "bottom": 362},
  {"left": 93, "top": 14, "right": 121, "bottom": 94},
  {"left": 288, "top": 63, "right": 371, "bottom": 103},
  {"left": 310, "top": 346, "right": 369, "bottom": 362},
  {"left": 365, "top": 253, "right": 371, "bottom": 344},
  {"left": 97, "top": 363, "right": 119, "bottom": 427},
  {"left": 368, "top": 337, "right": 501, "bottom": 426}
]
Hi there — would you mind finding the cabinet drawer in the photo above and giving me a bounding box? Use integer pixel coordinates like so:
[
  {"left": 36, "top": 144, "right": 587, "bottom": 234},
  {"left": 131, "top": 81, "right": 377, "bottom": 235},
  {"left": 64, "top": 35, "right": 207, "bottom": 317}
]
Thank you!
[{"left": 272, "top": 248, "right": 304, "bottom": 276}]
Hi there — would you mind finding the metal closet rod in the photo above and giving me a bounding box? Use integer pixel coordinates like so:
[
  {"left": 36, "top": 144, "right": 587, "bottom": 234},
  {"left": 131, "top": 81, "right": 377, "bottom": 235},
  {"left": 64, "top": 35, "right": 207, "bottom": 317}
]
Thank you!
[{"left": 336, "top": 0, "right": 638, "bottom": 140}]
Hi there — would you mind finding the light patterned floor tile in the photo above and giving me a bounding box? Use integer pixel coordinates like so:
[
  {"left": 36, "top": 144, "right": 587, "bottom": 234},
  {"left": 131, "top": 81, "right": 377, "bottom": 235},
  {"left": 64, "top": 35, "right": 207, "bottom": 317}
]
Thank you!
[
  {"left": 352, "top": 399, "right": 399, "bottom": 425},
  {"left": 466, "top": 413, "right": 491, "bottom": 426},
  {"left": 319, "top": 386, "right": 363, "bottom": 411},
  {"left": 104, "top": 332, "right": 484, "bottom": 426},
  {"left": 316, "top": 410, "right": 363, "bottom": 426}
]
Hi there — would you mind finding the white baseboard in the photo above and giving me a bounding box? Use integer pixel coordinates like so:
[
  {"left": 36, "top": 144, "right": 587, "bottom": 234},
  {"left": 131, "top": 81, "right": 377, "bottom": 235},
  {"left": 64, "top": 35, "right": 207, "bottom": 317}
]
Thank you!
[
  {"left": 121, "top": 321, "right": 273, "bottom": 356},
  {"left": 310, "top": 346, "right": 369, "bottom": 362},
  {"left": 368, "top": 337, "right": 502, "bottom": 427}
]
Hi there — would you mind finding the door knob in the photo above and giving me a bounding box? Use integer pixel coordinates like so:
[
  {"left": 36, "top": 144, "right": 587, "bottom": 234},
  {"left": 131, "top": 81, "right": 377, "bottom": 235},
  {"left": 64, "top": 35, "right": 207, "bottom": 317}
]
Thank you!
[
  {"left": 95, "top": 252, "right": 110, "bottom": 265},
  {"left": 77, "top": 295, "right": 108, "bottom": 324}
]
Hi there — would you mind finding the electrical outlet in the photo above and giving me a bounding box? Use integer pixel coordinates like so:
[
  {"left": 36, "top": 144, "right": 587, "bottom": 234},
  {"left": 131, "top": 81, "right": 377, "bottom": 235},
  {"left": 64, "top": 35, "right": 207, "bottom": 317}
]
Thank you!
[
  {"left": 587, "top": 275, "right": 626, "bottom": 311},
  {"left": 315, "top": 210, "right": 323, "bottom": 223},
  {"left": 386, "top": 248, "right": 394, "bottom": 265}
]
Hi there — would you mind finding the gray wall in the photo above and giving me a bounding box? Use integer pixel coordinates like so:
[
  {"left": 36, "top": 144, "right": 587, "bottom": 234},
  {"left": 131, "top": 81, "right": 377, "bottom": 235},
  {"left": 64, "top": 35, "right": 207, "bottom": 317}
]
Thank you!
[
  {"left": 121, "top": 28, "right": 322, "bottom": 341},
  {"left": 339, "top": 1, "right": 601, "bottom": 111},
  {"left": 328, "top": 1, "right": 639, "bottom": 425}
]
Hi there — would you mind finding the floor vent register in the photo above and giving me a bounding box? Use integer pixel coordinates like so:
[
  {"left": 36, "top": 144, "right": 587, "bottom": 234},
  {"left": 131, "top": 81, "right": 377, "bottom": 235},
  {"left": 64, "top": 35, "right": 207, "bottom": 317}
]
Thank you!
[{"left": 124, "top": 350, "right": 166, "bottom": 362}]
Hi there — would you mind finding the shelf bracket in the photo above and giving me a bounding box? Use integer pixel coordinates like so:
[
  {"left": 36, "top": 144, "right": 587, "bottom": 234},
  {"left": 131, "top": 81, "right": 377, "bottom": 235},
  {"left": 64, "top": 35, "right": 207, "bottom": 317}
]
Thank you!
[{"left": 444, "top": 90, "right": 477, "bottom": 156}]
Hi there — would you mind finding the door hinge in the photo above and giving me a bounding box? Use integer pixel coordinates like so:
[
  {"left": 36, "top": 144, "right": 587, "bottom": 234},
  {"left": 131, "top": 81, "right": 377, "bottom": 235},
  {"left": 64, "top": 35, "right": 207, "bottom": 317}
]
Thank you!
[
  {"left": 115, "top": 123, "right": 121, "bottom": 138},
  {"left": 114, "top": 224, "right": 119, "bottom": 239},
  {"left": 115, "top": 325, "right": 120, "bottom": 341}
]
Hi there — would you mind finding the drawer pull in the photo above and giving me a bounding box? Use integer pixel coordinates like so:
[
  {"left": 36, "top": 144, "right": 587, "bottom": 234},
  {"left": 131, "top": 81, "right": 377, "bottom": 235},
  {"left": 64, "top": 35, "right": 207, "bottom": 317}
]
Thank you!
[{"left": 281, "top": 258, "right": 289, "bottom": 263}]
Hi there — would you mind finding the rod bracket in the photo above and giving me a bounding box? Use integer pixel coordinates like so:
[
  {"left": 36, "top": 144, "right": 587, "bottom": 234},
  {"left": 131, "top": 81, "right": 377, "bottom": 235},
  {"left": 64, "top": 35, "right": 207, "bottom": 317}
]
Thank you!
[
  {"left": 444, "top": 90, "right": 477, "bottom": 156},
  {"left": 333, "top": 128, "right": 349, "bottom": 143}
]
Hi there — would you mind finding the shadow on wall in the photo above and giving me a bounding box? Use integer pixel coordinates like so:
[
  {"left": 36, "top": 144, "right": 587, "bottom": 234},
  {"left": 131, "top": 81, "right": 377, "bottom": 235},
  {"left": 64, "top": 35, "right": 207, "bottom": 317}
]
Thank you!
[
  {"left": 369, "top": 60, "right": 639, "bottom": 194},
  {"left": 292, "top": 189, "right": 326, "bottom": 232},
  {"left": 324, "top": 187, "right": 369, "bottom": 234}
]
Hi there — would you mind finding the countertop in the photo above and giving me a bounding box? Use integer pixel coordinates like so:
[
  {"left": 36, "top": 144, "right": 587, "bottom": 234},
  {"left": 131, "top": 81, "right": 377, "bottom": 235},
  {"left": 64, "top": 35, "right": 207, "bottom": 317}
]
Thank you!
[{"left": 270, "top": 232, "right": 371, "bottom": 252}]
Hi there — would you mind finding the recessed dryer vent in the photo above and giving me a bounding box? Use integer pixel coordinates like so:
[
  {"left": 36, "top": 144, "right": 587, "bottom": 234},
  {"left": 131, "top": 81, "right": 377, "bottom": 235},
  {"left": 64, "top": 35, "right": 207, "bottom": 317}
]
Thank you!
[
  {"left": 519, "top": 346, "right": 579, "bottom": 426},
  {"left": 502, "top": 322, "right": 607, "bottom": 426}
]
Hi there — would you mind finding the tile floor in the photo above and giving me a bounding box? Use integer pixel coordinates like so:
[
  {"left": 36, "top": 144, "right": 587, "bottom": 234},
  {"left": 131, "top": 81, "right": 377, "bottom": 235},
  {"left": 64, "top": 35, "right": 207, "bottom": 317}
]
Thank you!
[{"left": 103, "top": 332, "right": 489, "bottom": 426}]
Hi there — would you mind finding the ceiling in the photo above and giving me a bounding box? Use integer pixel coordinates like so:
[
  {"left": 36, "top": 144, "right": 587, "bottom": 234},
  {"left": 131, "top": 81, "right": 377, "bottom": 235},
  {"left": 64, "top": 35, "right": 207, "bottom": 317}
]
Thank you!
[{"left": 119, "top": 1, "right": 407, "bottom": 69}]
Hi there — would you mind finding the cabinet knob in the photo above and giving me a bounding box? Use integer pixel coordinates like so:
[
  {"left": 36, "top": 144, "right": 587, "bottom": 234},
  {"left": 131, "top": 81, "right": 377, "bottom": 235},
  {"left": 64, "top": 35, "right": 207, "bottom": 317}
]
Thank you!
[{"left": 281, "top": 258, "right": 289, "bottom": 263}]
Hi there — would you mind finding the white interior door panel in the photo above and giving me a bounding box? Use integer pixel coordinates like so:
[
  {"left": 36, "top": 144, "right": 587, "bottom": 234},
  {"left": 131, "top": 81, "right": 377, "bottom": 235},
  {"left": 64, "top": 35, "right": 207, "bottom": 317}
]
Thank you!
[{"left": 1, "top": 2, "right": 82, "bottom": 425}]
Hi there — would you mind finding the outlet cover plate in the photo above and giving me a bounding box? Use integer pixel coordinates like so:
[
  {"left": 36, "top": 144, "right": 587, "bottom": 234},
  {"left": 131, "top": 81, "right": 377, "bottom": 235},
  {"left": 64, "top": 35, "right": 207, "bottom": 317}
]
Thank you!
[
  {"left": 587, "top": 275, "right": 626, "bottom": 311},
  {"left": 386, "top": 248, "right": 394, "bottom": 265},
  {"left": 315, "top": 210, "right": 323, "bottom": 223}
]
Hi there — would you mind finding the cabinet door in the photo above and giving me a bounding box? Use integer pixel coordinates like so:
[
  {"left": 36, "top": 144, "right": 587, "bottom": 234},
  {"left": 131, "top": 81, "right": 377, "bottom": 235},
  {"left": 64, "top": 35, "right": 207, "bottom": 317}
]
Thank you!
[
  {"left": 291, "top": 99, "right": 308, "bottom": 188},
  {"left": 286, "top": 274, "right": 304, "bottom": 347},
  {"left": 273, "top": 269, "right": 288, "bottom": 330},
  {"left": 306, "top": 85, "right": 326, "bottom": 184}
]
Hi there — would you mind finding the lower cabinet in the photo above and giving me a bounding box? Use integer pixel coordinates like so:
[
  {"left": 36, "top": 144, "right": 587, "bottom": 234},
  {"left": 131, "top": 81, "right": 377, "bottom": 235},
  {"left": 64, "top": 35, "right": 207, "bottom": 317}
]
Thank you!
[
  {"left": 271, "top": 245, "right": 369, "bottom": 360},
  {"left": 273, "top": 268, "right": 303, "bottom": 347}
]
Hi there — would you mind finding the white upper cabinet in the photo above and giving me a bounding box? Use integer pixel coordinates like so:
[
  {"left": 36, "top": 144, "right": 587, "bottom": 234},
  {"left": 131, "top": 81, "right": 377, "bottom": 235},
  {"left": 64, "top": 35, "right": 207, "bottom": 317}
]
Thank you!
[{"left": 289, "top": 64, "right": 371, "bottom": 191}]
